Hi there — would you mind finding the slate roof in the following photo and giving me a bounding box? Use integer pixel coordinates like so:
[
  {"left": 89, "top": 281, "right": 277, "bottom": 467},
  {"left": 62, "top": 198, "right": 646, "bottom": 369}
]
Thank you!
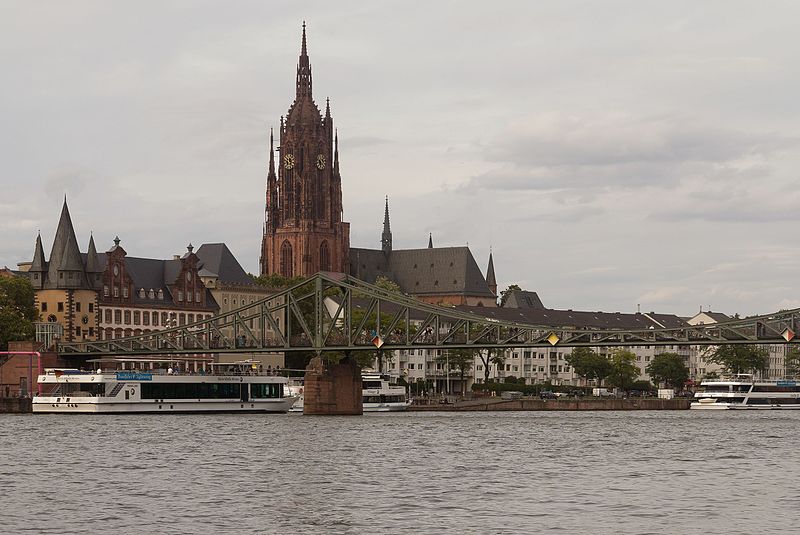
[
  {"left": 455, "top": 305, "right": 688, "bottom": 331},
  {"left": 504, "top": 290, "right": 545, "bottom": 309},
  {"left": 195, "top": 243, "right": 254, "bottom": 286},
  {"left": 350, "top": 246, "right": 494, "bottom": 298}
]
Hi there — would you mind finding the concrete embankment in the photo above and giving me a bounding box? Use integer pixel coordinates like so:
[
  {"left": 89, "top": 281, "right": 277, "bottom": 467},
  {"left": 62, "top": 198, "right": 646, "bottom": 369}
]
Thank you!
[
  {"left": 410, "top": 398, "right": 691, "bottom": 411},
  {"left": 0, "top": 397, "right": 32, "bottom": 413}
]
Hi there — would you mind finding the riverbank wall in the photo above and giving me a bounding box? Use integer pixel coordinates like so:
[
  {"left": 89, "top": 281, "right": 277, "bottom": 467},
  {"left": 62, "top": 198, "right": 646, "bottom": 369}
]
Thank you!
[
  {"left": 410, "top": 398, "right": 691, "bottom": 411},
  {"left": 0, "top": 397, "right": 32, "bottom": 413}
]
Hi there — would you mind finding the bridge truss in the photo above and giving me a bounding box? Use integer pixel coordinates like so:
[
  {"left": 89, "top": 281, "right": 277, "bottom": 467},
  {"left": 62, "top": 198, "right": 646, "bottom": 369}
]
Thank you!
[{"left": 57, "top": 272, "right": 800, "bottom": 357}]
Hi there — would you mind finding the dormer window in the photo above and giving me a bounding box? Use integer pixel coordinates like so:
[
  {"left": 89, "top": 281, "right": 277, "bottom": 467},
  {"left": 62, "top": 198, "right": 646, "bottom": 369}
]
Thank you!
[
  {"left": 148, "top": 289, "right": 155, "bottom": 299},
  {"left": 157, "top": 289, "right": 164, "bottom": 300},
  {"left": 113, "top": 286, "right": 119, "bottom": 298},
  {"left": 178, "top": 290, "right": 184, "bottom": 302},
  {"left": 195, "top": 291, "right": 201, "bottom": 303},
  {"left": 103, "top": 285, "right": 109, "bottom": 297},
  {"left": 138, "top": 288, "right": 145, "bottom": 299},
  {"left": 122, "top": 287, "right": 129, "bottom": 298}
]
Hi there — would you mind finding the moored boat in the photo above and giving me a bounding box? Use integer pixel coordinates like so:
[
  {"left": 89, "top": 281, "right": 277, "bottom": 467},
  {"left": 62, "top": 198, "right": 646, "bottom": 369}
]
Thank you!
[
  {"left": 691, "top": 374, "right": 800, "bottom": 410},
  {"left": 33, "top": 359, "right": 297, "bottom": 414}
]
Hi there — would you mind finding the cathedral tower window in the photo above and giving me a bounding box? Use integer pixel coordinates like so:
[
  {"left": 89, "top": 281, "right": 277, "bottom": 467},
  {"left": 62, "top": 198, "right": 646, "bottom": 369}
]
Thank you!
[
  {"left": 320, "top": 241, "right": 330, "bottom": 272},
  {"left": 280, "top": 241, "right": 293, "bottom": 277}
]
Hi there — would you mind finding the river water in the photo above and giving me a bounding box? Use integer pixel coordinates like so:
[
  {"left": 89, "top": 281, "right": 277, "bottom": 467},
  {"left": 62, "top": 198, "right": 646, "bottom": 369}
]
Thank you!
[{"left": 1, "top": 411, "right": 797, "bottom": 534}]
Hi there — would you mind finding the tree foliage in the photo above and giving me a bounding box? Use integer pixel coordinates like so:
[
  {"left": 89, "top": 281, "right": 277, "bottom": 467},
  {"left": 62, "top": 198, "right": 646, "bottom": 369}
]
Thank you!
[
  {"left": 705, "top": 344, "right": 768, "bottom": 375},
  {"left": 499, "top": 284, "right": 521, "bottom": 307},
  {"left": 250, "top": 273, "right": 306, "bottom": 289},
  {"left": 785, "top": 347, "right": 800, "bottom": 377},
  {"left": 565, "top": 347, "right": 612, "bottom": 384},
  {"left": 0, "top": 276, "right": 38, "bottom": 351},
  {"left": 606, "top": 349, "right": 639, "bottom": 390},
  {"left": 645, "top": 352, "right": 689, "bottom": 388},
  {"left": 477, "top": 348, "right": 506, "bottom": 386},
  {"left": 436, "top": 348, "right": 477, "bottom": 394}
]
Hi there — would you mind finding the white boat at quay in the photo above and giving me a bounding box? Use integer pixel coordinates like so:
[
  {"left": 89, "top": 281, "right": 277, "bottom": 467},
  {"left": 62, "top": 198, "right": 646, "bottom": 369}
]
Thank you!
[
  {"left": 33, "top": 359, "right": 297, "bottom": 414},
  {"left": 289, "top": 371, "right": 412, "bottom": 413},
  {"left": 691, "top": 374, "right": 800, "bottom": 410}
]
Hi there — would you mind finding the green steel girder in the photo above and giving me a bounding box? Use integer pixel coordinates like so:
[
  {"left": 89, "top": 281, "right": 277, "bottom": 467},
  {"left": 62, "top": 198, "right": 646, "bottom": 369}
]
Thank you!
[{"left": 56, "top": 272, "right": 800, "bottom": 357}]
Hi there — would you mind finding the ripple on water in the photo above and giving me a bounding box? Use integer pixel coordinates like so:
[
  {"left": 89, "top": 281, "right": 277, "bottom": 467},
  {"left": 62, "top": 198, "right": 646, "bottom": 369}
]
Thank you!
[{"left": 1, "top": 411, "right": 798, "bottom": 534}]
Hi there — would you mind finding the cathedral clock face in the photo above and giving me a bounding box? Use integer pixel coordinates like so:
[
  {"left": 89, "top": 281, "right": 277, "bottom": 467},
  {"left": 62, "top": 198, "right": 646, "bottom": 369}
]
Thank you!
[
  {"left": 316, "top": 154, "right": 326, "bottom": 170},
  {"left": 284, "top": 154, "right": 295, "bottom": 169}
]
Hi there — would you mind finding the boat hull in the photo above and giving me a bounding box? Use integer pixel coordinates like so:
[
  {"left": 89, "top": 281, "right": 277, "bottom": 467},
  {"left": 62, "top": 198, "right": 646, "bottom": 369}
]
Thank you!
[{"left": 33, "top": 397, "right": 297, "bottom": 414}]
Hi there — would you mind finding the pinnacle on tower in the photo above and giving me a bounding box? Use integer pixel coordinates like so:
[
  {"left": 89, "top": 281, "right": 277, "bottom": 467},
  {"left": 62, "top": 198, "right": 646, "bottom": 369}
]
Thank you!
[
  {"left": 296, "top": 21, "right": 312, "bottom": 97},
  {"left": 381, "top": 195, "right": 392, "bottom": 254},
  {"left": 46, "top": 197, "right": 86, "bottom": 288},
  {"left": 428, "top": 233, "right": 433, "bottom": 249}
]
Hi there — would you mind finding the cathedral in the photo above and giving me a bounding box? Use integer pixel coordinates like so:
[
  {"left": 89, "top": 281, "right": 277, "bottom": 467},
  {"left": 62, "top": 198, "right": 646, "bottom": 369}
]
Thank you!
[
  {"left": 260, "top": 24, "right": 496, "bottom": 306},
  {"left": 259, "top": 22, "right": 349, "bottom": 277}
]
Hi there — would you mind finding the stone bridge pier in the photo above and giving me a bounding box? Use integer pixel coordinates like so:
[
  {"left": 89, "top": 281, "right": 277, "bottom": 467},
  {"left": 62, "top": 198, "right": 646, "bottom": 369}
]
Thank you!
[{"left": 303, "top": 355, "right": 362, "bottom": 415}]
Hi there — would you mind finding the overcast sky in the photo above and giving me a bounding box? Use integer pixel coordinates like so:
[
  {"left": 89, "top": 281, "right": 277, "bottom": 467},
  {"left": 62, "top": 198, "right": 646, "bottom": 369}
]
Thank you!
[{"left": 2, "top": 1, "right": 800, "bottom": 317}]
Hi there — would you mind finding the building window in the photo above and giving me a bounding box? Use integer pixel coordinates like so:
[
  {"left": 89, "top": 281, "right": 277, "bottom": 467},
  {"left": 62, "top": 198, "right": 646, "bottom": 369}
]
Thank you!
[
  {"left": 88, "top": 327, "right": 94, "bottom": 337},
  {"left": 139, "top": 288, "right": 145, "bottom": 299},
  {"left": 178, "top": 290, "right": 184, "bottom": 302},
  {"left": 143, "top": 312, "right": 150, "bottom": 326},
  {"left": 280, "top": 240, "right": 293, "bottom": 277},
  {"left": 88, "top": 303, "right": 93, "bottom": 313},
  {"left": 123, "top": 287, "right": 129, "bottom": 298},
  {"left": 104, "top": 285, "right": 109, "bottom": 297},
  {"left": 124, "top": 311, "right": 131, "bottom": 324},
  {"left": 158, "top": 289, "right": 164, "bottom": 300},
  {"left": 114, "top": 310, "right": 121, "bottom": 324},
  {"left": 195, "top": 291, "right": 201, "bottom": 303},
  {"left": 319, "top": 241, "right": 330, "bottom": 272},
  {"left": 152, "top": 313, "right": 158, "bottom": 327},
  {"left": 41, "top": 302, "right": 47, "bottom": 312},
  {"left": 179, "top": 313, "right": 185, "bottom": 326},
  {"left": 162, "top": 312, "right": 168, "bottom": 325},
  {"left": 188, "top": 314, "right": 194, "bottom": 324},
  {"left": 114, "top": 287, "right": 119, "bottom": 298},
  {"left": 148, "top": 289, "right": 155, "bottom": 299},
  {"left": 133, "top": 311, "right": 140, "bottom": 325},
  {"left": 75, "top": 326, "right": 80, "bottom": 336},
  {"left": 104, "top": 309, "right": 112, "bottom": 323},
  {"left": 57, "top": 302, "right": 64, "bottom": 312},
  {"left": 76, "top": 302, "right": 81, "bottom": 313}
]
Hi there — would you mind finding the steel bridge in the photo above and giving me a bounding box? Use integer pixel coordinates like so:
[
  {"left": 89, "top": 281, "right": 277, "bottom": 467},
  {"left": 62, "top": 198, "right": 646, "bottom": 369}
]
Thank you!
[{"left": 57, "top": 272, "right": 800, "bottom": 357}]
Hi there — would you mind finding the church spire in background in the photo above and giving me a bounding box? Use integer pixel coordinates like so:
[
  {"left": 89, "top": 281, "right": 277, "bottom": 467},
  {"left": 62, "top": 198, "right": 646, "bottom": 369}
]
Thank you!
[
  {"left": 486, "top": 248, "right": 497, "bottom": 295},
  {"left": 428, "top": 233, "right": 433, "bottom": 249},
  {"left": 381, "top": 196, "right": 392, "bottom": 254}
]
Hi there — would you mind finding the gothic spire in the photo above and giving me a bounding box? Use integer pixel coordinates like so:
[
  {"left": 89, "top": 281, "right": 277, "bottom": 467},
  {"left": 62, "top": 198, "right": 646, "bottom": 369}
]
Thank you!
[
  {"left": 381, "top": 196, "right": 392, "bottom": 254},
  {"left": 296, "top": 21, "right": 312, "bottom": 97},
  {"left": 428, "top": 233, "right": 433, "bottom": 249},
  {"left": 325, "top": 97, "right": 331, "bottom": 118},
  {"left": 333, "top": 129, "right": 340, "bottom": 173},
  {"left": 268, "top": 128, "right": 276, "bottom": 177},
  {"left": 486, "top": 249, "right": 497, "bottom": 295}
]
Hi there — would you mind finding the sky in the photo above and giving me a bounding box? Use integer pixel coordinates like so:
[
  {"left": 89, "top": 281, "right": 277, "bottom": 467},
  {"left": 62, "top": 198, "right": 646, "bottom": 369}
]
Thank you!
[{"left": 2, "top": 0, "right": 800, "bottom": 317}]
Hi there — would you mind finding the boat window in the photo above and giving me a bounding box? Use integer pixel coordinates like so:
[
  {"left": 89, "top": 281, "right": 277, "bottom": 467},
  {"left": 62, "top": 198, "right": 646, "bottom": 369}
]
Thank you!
[
  {"left": 141, "top": 382, "right": 243, "bottom": 400},
  {"left": 250, "top": 383, "right": 284, "bottom": 399},
  {"left": 362, "top": 381, "right": 382, "bottom": 389}
]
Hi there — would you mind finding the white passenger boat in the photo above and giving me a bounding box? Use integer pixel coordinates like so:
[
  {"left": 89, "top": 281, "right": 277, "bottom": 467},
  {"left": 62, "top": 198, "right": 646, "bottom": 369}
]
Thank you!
[
  {"left": 289, "top": 372, "right": 411, "bottom": 413},
  {"left": 691, "top": 374, "right": 800, "bottom": 410},
  {"left": 33, "top": 360, "right": 297, "bottom": 414}
]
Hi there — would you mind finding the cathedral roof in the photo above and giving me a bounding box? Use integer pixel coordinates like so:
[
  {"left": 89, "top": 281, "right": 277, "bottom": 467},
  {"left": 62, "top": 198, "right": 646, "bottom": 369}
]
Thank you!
[{"left": 349, "top": 246, "right": 495, "bottom": 298}]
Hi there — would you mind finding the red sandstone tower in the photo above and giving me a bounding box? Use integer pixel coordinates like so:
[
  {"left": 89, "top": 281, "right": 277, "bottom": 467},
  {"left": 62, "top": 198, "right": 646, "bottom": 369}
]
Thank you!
[{"left": 260, "top": 23, "right": 350, "bottom": 277}]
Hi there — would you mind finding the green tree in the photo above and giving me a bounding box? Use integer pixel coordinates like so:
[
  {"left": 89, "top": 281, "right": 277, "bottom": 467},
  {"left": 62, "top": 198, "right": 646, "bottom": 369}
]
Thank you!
[
  {"left": 477, "top": 348, "right": 506, "bottom": 386},
  {"left": 645, "top": 352, "right": 689, "bottom": 388},
  {"left": 705, "top": 344, "right": 768, "bottom": 376},
  {"left": 606, "top": 349, "right": 639, "bottom": 391},
  {"left": 499, "top": 284, "right": 521, "bottom": 307},
  {"left": 0, "top": 276, "right": 38, "bottom": 351},
  {"left": 250, "top": 272, "right": 305, "bottom": 289},
  {"left": 785, "top": 347, "right": 800, "bottom": 377},
  {"left": 436, "top": 348, "right": 476, "bottom": 395},
  {"left": 373, "top": 276, "right": 402, "bottom": 294},
  {"left": 565, "top": 347, "right": 612, "bottom": 385}
]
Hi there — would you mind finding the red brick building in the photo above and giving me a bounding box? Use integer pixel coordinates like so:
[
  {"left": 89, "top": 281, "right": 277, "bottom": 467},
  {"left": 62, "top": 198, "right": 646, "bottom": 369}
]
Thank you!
[{"left": 260, "top": 23, "right": 350, "bottom": 277}]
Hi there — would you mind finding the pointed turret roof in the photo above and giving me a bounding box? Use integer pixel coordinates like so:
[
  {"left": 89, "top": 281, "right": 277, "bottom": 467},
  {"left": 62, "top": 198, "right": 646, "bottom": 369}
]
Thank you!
[
  {"left": 295, "top": 21, "right": 313, "bottom": 98},
  {"left": 30, "top": 233, "right": 46, "bottom": 272},
  {"left": 428, "top": 233, "right": 433, "bottom": 249},
  {"left": 486, "top": 249, "right": 497, "bottom": 295},
  {"left": 47, "top": 198, "right": 86, "bottom": 285},
  {"left": 86, "top": 234, "right": 101, "bottom": 273}
]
